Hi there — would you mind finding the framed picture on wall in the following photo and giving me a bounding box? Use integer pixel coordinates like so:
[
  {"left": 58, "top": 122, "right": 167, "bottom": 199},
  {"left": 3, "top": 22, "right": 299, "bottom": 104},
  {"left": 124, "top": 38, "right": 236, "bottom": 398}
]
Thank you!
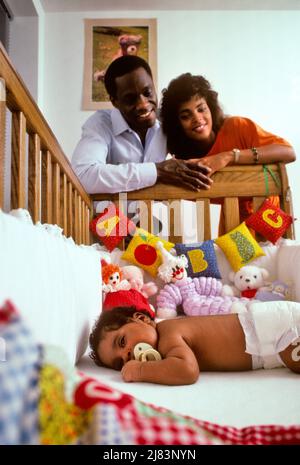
[{"left": 82, "top": 18, "right": 157, "bottom": 110}]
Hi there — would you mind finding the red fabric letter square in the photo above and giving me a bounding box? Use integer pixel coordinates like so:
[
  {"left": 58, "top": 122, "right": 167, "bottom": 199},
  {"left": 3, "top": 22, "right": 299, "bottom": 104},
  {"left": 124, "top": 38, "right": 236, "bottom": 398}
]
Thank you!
[
  {"left": 90, "top": 206, "right": 135, "bottom": 252},
  {"left": 245, "top": 198, "right": 293, "bottom": 244}
]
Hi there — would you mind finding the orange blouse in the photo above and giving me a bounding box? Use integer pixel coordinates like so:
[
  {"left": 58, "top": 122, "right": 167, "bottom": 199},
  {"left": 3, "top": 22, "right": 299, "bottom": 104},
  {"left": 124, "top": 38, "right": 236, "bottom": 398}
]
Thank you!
[{"left": 206, "top": 116, "right": 292, "bottom": 234}]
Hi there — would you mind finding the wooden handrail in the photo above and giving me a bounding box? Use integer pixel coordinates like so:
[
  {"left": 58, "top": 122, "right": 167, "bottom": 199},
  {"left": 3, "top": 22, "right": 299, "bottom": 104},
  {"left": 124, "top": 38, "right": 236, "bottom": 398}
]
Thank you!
[{"left": 91, "top": 164, "right": 282, "bottom": 202}]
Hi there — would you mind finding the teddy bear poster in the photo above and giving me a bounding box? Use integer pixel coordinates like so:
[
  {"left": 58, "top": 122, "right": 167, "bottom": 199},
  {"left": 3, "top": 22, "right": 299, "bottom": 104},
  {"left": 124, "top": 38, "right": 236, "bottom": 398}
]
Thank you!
[{"left": 83, "top": 18, "right": 157, "bottom": 109}]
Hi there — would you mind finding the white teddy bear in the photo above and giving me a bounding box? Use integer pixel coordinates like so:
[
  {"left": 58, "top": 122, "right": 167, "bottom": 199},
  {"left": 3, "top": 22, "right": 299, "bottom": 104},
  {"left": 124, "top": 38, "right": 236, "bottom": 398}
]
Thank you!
[{"left": 226, "top": 265, "right": 269, "bottom": 299}]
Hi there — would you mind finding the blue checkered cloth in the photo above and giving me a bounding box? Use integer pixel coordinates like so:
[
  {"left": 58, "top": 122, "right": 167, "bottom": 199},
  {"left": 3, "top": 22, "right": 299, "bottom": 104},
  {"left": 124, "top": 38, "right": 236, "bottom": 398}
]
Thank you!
[{"left": 0, "top": 314, "right": 41, "bottom": 445}]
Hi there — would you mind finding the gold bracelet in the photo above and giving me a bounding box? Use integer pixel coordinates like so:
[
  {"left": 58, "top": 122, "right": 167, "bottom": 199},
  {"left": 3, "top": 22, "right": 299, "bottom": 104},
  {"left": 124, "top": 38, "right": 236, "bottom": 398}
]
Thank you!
[{"left": 251, "top": 147, "right": 259, "bottom": 164}]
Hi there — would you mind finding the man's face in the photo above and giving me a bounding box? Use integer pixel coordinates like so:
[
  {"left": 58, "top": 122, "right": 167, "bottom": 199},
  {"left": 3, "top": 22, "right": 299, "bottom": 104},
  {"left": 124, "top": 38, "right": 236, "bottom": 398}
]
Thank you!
[{"left": 112, "top": 67, "right": 157, "bottom": 136}]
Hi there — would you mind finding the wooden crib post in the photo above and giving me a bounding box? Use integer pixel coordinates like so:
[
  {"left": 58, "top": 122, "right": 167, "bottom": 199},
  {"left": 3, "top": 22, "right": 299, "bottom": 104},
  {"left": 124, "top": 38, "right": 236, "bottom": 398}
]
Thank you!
[
  {"left": 0, "top": 77, "right": 6, "bottom": 209},
  {"left": 279, "top": 163, "right": 295, "bottom": 239},
  {"left": 11, "top": 111, "right": 26, "bottom": 210},
  {"left": 28, "top": 133, "right": 41, "bottom": 223},
  {"left": 41, "top": 150, "right": 53, "bottom": 224}
]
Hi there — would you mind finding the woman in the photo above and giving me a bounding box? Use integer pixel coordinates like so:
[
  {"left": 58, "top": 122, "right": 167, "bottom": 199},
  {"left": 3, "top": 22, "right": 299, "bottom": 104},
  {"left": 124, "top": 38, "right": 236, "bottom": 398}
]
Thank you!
[{"left": 160, "top": 73, "right": 296, "bottom": 231}]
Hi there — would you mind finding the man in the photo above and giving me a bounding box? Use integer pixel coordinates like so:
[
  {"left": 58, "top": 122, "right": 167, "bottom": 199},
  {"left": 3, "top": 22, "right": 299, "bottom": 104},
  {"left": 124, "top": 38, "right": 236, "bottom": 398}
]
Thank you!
[{"left": 72, "top": 55, "right": 212, "bottom": 197}]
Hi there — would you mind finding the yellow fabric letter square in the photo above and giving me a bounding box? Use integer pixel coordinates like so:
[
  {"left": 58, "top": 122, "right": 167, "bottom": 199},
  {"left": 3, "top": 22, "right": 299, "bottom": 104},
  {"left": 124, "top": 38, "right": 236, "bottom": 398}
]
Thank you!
[
  {"left": 214, "top": 222, "right": 265, "bottom": 272},
  {"left": 122, "top": 228, "right": 175, "bottom": 277}
]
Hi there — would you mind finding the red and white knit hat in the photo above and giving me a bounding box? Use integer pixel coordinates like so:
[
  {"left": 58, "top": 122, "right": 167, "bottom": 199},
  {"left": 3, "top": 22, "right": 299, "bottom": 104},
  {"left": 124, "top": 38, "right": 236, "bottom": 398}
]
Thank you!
[{"left": 103, "top": 289, "right": 155, "bottom": 319}]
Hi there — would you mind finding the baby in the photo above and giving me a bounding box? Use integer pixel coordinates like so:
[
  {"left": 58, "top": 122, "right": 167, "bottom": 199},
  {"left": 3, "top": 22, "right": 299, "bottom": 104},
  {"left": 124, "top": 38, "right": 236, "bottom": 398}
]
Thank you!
[{"left": 89, "top": 301, "right": 300, "bottom": 385}]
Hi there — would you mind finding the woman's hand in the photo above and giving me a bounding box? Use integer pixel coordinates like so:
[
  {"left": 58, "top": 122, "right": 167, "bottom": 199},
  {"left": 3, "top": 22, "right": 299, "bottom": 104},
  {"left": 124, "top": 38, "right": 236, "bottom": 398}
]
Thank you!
[
  {"left": 187, "top": 152, "right": 233, "bottom": 175},
  {"left": 156, "top": 158, "right": 213, "bottom": 191}
]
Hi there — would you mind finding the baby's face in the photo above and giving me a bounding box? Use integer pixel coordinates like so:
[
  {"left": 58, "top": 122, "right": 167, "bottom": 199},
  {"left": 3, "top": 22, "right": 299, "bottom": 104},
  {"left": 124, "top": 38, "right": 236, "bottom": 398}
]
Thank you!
[{"left": 97, "top": 316, "right": 157, "bottom": 371}]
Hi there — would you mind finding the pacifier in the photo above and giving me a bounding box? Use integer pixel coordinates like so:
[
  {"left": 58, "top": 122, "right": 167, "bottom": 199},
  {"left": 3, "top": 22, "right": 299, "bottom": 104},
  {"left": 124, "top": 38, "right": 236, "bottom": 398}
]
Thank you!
[{"left": 133, "top": 342, "right": 162, "bottom": 362}]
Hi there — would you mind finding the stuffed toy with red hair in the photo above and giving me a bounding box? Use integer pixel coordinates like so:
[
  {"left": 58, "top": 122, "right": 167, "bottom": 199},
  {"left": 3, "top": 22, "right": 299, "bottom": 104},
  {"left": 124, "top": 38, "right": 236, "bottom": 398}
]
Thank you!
[
  {"left": 101, "top": 260, "right": 155, "bottom": 319},
  {"left": 101, "top": 260, "right": 131, "bottom": 294}
]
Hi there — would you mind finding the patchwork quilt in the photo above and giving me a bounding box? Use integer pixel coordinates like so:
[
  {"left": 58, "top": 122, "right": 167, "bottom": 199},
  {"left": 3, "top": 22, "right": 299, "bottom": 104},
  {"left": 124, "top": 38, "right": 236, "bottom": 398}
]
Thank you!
[{"left": 1, "top": 300, "right": 300, "bottom": 446}]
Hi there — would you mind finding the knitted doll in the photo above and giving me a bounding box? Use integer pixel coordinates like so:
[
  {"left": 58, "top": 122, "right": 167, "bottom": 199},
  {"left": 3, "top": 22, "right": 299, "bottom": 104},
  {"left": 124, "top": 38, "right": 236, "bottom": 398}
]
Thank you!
[
  {"left": 155, "top": 243, "right": 248, "bottom": 319},
  {"left": 101, "top": 260, "right": 131, "bottom": 294},
  {"left": 101, "top": 261, "right": 155, "bottom": 319}
]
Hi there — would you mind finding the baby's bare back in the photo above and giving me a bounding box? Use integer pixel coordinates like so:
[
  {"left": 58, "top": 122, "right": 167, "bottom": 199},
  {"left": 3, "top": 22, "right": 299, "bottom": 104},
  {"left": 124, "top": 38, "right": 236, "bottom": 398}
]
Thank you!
[{"left": 157, "top": 314, "right": 252, "bottom": 371}]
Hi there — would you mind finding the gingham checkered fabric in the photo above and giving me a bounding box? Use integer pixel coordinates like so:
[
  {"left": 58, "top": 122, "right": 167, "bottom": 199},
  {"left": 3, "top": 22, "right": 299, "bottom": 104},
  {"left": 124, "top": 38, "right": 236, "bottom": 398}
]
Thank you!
[
  {"left": 0, "top": 301, "right": 41, "bottom": 445},
  {"left": 74, "top": 376, "right": 300, "bottom": 445}
]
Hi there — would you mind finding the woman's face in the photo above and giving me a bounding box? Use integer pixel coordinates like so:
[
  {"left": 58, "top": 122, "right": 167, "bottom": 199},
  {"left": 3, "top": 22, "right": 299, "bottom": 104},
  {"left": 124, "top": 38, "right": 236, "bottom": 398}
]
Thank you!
[{"left": 178, "top": 95, "right": 214, "bottom": 145}]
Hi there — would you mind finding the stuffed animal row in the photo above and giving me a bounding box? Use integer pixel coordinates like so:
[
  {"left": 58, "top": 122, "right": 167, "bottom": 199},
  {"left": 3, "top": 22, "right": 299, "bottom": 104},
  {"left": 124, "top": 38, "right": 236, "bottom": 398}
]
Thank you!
[{"left": 100, "top": 251, "right": 290, "bottom": 320}]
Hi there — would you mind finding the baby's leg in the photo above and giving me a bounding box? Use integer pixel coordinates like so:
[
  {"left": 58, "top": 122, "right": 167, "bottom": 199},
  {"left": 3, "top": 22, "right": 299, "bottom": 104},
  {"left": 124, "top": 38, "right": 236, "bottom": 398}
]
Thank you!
[{"left": 278, "top": 337, "right": 300, "bottom": 373}]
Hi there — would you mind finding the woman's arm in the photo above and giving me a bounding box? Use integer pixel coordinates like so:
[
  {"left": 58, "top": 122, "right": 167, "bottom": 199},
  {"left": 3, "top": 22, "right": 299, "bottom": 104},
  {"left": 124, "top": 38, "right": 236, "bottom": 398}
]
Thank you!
[{"left": 186, "top": 144, "right": 296, "bottom": 175}]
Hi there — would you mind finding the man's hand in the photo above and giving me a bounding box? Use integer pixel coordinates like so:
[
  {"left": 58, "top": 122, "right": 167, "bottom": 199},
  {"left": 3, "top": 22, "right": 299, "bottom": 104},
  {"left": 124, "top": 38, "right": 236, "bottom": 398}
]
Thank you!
[
  {"left": 156, "top": 158, "right": 213, "bottom": 191},
  {"left": 121, "top": 360, "right": 142, "bottom": 382}
]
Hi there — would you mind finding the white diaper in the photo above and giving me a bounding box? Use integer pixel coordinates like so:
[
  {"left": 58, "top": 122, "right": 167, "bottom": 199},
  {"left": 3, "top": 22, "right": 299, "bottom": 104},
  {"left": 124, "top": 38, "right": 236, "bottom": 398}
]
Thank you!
[
  {"left": 238, "top": 300, "right": 300, "bottom": 370},
  {"left": 251, "top": 353, "right": 285, "bottom": 370}
]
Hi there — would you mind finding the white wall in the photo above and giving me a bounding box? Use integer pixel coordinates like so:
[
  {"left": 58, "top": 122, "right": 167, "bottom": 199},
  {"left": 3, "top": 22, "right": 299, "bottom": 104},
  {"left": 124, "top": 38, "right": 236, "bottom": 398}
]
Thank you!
[
  {"left": 9, "top": 16, "right": 39, "bottom": 100},
  {"left": 42, "top": 9, "right": 300, "bottom": 238}
]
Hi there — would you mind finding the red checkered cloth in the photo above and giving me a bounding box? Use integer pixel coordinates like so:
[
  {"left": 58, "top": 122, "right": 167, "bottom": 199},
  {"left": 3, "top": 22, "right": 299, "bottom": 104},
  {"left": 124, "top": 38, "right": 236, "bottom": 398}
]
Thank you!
[{"left": 74, "top": 376, "right": 300, "bottom": 445}]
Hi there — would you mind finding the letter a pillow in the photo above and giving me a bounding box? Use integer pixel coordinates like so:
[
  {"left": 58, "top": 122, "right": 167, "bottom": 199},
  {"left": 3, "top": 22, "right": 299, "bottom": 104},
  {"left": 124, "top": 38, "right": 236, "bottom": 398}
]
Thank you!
[{"left": 245, "top": 198, "right": 293, "bottom": 244}]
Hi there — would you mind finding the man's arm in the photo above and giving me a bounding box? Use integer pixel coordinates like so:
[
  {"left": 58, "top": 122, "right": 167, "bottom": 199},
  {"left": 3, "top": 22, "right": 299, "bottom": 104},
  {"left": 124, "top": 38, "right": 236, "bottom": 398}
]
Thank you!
[{"left": 72, "top": 128, "right": 158, "bottom": 194}]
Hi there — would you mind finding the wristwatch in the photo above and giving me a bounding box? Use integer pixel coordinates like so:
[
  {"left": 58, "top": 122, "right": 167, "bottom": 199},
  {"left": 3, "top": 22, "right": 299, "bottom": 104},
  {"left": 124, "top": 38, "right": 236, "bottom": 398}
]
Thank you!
[{"left": 232, "top": 148, "right": 241, "bottom": 163}]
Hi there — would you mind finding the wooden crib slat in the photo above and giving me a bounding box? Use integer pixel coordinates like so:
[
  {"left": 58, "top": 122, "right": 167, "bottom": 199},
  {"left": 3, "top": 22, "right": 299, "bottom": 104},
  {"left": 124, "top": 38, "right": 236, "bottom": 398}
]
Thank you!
[
  {"left": 279, "top": 163, "right": 294, "bottom": 239},
  {"left": 195, "top": 200, "right": 203, "bottom": 242},
  {"left": 115, "top": 194, "right": 127, "bottom": 250},
  {"left": 139, "top": 199, "right": 153, "bottom": 234},
  {"left": 74, "top": 191, "right": 79, "bottom": 244},
  {"left": 224, "top": 197, "right": 240, "bottom": 233},
  {"left": 87, "top": 205, "right": 92, "bottom": 244},
  {"left": 0, "top": 78, "right": 6, "bottom": 209},
  {"left": 84, "top": 205, "right": 87, "bottom": 244},
  {"left": 28, "top": 133, "right": 41, "bottom": 223},
  {"left": 169, "top": 199, "right": 182, "bottom": 244},
  {"left": 41, "top": 150, "right": 52, "bottom": 224},
  {"left": 81, "top": 199, "right": 85, "bottom": 244},
  {"left": 203, "top": 199, "right": 211, "bottom": 240},
  {"left": 52, "top": 162, "right": 61, "bottom": 226},
  {"left": 78, "top": 196, "right": 82, "bottom": 244},
  {"left": 11, "top": 111, "right": 26, "bottom": 209},
  {"left": 62, "top": 173, "right": 67, "bottom": 235},
  {"left": 67, "top": 182, "right": 73, "bottom": 238}
]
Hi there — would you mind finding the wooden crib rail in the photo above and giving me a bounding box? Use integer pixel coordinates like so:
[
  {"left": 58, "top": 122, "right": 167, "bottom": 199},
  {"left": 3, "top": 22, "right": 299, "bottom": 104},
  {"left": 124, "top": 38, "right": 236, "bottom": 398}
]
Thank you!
[
  {"left": 0, "top": 43, "right": 92, "bottom": 245},
  {"left": 91, "top": 163, "right": 294, "bottom": 244}
]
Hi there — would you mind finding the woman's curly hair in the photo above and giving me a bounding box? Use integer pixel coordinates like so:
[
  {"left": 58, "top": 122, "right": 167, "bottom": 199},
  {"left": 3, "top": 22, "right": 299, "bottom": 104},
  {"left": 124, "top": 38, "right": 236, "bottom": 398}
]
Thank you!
[{"left": 159, "top": 73, "right": 226, "bottom": 158}]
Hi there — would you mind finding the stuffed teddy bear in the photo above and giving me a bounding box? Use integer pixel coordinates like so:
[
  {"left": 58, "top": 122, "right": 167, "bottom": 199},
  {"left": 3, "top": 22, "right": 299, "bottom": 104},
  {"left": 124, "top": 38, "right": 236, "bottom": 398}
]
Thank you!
[
  {"left": 155, "top": 242, "right": 248, "bottom": 319},
  {"left": 226, "top": 265, "right": 290, "bottom": 302},
  {"left": 225, "top": 265, "right": 270, "bottom": 299},
  {"left": 121, "top": 265, "right": 158, "bottom": 299}
]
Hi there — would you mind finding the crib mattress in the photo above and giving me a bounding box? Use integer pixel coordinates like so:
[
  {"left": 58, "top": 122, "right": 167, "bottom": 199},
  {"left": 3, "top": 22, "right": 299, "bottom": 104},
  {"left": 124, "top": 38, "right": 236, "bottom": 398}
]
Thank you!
[{"left": 77, "top": 355, "right": 300, "bottom": 428}]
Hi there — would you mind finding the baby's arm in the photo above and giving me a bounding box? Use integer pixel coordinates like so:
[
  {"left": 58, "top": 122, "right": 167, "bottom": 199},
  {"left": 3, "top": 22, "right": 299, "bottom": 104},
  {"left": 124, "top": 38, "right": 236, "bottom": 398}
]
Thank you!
[{"left": 121, "top": 344, "right": 200, "bottom": 385}]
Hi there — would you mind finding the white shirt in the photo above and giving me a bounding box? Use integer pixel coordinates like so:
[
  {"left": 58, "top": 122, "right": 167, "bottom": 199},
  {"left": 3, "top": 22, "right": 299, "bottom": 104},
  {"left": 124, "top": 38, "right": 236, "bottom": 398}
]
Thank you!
[{"left": 72, "top": 108, "right": 167, "bottom": 195}]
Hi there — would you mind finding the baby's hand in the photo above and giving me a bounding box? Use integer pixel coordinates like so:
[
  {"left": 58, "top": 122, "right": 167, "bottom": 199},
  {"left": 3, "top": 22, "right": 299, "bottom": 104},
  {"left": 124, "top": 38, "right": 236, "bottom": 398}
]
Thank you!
[{"left": 121, "top": 360, "right": 142, "bottom": 382}]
